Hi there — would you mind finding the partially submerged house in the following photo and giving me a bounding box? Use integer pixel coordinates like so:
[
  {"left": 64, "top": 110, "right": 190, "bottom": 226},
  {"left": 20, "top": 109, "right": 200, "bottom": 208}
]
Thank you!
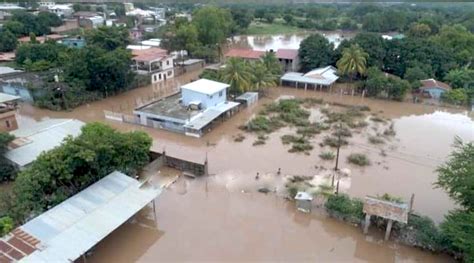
[
  {"left": 224, "top": 48, "right": 300, "bottom": 72},
  {"left": 0, "top": 92, "right": 20, "bottom": 132},
  {"left": 131, "top": 47, "right": 174, "bottom": 84},
  {"left": 280, "top": 66, "right": 339, "bottom": 91},
  {"left": 4, "top": 119, "right": 84, "bottom": 169},
  {"left": 0, "top": 68, "right": 43, "bottom": 102},
  {"left": 134, "top": 79, "right": 240, "bottom": 137},
  {"left": 419, "top": 78, "right": 451, "bottom": 99}
]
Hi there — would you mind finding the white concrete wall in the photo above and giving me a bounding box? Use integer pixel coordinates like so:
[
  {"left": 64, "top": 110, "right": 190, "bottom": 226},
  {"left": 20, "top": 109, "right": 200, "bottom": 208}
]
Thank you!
[
  {"left": 151, "top": 69, "right": 174, "bottom": 83},
  {"left": 181, "top": 88, "right": 226, "bottom": 109}
]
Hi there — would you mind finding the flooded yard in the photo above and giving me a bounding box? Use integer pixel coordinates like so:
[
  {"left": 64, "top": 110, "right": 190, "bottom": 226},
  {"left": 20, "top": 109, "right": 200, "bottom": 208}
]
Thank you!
[{"left": 14, "top": 73, "right": 474, "bottom": 261}]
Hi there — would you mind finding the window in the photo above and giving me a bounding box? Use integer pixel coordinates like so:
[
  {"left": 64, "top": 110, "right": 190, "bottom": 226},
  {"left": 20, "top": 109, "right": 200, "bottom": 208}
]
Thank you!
[
  {"left": 209, "top": 95, "right": 213, "bottom": 99},
  {"left": 154, "top": 75, "right": 157, "bottom": 81},
  {"left": 5, "top": 120, "right": 10, "bottom": 128},
  {"left": 167, "top": 70, "right": 172, "bottom": 76},
  {"left": 15, "top": 89, "right": 20, "bottom": 95},
  {"left": 159, "top": 74, "right": 162, "bottom": 80},
  {"left": 219, "top": 91, "right": 223, "bottom": 97},
  {"left": 166, "top": 60, "right": 170, "bottom": 66}
]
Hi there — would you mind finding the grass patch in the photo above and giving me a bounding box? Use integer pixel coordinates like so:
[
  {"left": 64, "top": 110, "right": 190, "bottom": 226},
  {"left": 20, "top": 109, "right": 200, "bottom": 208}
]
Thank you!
[
  {"left": 322, "top": 136, "right": 348, "bottom": 148},
  {"left": 377, "top": 193, "right": 404, "bottom": 204},
  {"left": 245, "top": 115, "right": 283, "bottom": 133},
  {"left": 234, "top": 134, "right": 245, "bottom": 142},
  {"left": 245, "top": 21, "right": 303, "bottom": 35},
  {"left": 296, "top": 122, "right": 326, "bottom": 137},
  {"left": 319, "top": 151, "right": 335, "bottom": 160},
  {"left": 368, "top": 136, "right": 385, "bottom": 144},
  {"left": 281, "top": 135, "right": 313, "bottom": 154},
  {"left": 332, "top": 126, "right": 353, "bottom": 137},
  {"left": 252, "top": 134, "right": 268, "bottom": 146},
  {"left": 347, "top": 153, "right": 370, "bottom": 166}
]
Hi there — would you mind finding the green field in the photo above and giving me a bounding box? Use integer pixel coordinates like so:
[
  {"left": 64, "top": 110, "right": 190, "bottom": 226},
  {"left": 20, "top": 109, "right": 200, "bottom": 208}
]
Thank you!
[{"left": 245, "top": 21, "right": 305, "bottom": 35}]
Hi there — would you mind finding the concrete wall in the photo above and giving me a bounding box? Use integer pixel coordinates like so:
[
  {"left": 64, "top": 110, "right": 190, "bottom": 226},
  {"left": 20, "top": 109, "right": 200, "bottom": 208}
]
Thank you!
[
  {"left": 0, "top": 111, "right": 18, "bottom": 132},
  {"left": 151, "top": 69, "right": 174, "bottom": 83},
  {"left": 425, "top": 88, "right": 446, "bottom": 99},
  {"left": 181, "top": 88, "right": 226, "bottom": 109}
]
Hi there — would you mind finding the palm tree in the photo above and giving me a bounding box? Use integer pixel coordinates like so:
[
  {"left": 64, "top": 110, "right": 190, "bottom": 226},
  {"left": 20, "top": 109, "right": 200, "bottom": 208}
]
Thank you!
[
  {"left": 251, "top": 61, "right": 277, "bottom": 92},
  {"left": 336, "top": 44, "right": 369, "bottom": 92},
  {"left": 220, "top": 58, "right": 252, "bottom": 94},
  {"left": 261, "top": 52, "right": 282, "bottom": 76}
]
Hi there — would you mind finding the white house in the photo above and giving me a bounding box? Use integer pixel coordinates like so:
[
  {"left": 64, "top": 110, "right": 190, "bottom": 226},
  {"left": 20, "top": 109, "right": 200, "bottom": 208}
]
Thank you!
[
  {"left": 38, "top": 1, "right": 55, "bottom": 8},
  {"left": 130, "top": 47, "right": 174, "bottom": 83},
  {"left": 133, "top": 79, "right": 239, "bottom": 137},
  {"left": 48, "top": 4, "right": 73, "bottom": 18},
  {"left": 280, "top": 66, "right": 339, "bottom": 91}
]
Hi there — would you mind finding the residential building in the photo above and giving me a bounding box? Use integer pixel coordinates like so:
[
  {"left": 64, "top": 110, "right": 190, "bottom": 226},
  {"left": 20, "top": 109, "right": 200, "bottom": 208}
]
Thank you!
[
  {"left": 18, "top": 34, "right": 65, "bottom": 44},
  {"left": 0, "top": 92, "right": 20, "bottom": 132},
  {"left": 276, "top": 49, "right": 300, "bottom": 72},
  {"left": 134, "top": 79, "right": 240, "bottom": 137},
  {"left": 419, "top": 79, "right": 452, "bottom": 99},
  {"left": 48, "top": 4, "right": 73, "bottom": 18},
  {"left": 38, "top": 1, "right": 56, "bottom": 8},
  {"left": 0, "top": 4, "right": 24, "bottom": 12},
  {"left": 280, "top": 66, "right": 339, "bottom": 91},
  {"left": 130, "top": 47, "right": 174, "bottom": 84},
  {"left": 59, "top": 37, "right": 86, "bottom": 48},
  {"left": 0, "top": 68, "right": 43, "bottom": 102},
  {"left": 224, "top": 48, "right": 300, "bottom": 72},
  {"left": 4, "top": 119, "right": 84, "bottom": 169}
]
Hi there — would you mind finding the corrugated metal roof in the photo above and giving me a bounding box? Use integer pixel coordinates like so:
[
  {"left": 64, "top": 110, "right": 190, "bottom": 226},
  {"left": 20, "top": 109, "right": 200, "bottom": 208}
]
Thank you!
[
  {"left": 0, "top": 92, "right": 20, "bottom": 104},
  {"left": 184, "top": 101, "right": 239, "bottom": 130},
  {"left": 281, "top": 66, "right": 339, "bottom": 86},
  {"left": 181, "top": 79, "right": 230, "bottom": 95},
  {"left": 18, "top": 171, "right": 162, "bottom": 262},
  {"left": 5, "top": 119, "right": 84, "bottom": 167}
]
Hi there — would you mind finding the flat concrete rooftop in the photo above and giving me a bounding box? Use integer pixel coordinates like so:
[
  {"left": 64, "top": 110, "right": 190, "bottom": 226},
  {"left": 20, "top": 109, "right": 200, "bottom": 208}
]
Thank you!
[{"left": 135, "top": 93, "right": 199, "bottom": 121}]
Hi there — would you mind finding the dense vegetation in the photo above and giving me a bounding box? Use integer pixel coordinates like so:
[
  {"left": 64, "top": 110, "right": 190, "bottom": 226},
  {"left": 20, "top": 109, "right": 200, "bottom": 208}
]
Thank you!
[
  {"left": 0, "top": 123, "right": 152, "bottom": 224},
  {"left": 14, "top": 26, "right": 137, "bottom": 110},
  {"left": 0, "top": 133, "right": 16, "bottom": 182}
]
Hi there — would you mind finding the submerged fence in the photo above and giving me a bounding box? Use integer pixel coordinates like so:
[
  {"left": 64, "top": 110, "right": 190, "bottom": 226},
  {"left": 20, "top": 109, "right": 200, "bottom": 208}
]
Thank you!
[{"left": 150, "top": 150, "right": 208, "bottom": 177}]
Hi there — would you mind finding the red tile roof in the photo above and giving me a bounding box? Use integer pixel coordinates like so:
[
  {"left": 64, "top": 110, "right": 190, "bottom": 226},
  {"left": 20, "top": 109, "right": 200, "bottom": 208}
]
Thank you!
[
  {"left": 276, "top": 49, "right": 298, "bottom": 60},
  {"left": 132, "top": 47, "right": 168, "bottom": 62},
  {"left": 224, "top": 48, "right": 265, "bottom": 60},
  {"left": 420, "top": 78, "right": 451, "bottom": 91},
  {"left": 0, "top": 228, "right": 40, "bottom": 262}
]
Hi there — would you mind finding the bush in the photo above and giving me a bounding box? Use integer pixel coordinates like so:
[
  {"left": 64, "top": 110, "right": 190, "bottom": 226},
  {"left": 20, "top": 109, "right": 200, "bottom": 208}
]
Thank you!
[
  {"left": 325, "top": 194, "right": 364, "bottom": 224},
  {"left": 332, "top": 126, "right": 352, "bottom": 137},
  {"left": 323, "top": 136, "right": 348, "bottom": 148},
  {"left": 234, "top": 134, "right": 245, "bottom": 142},
  {"left": 397, "top": 214, "right": 446, "bottom": 252},
  {"left": 246, "top": 115, "right": 281, "bottom": 133},
  {"left": 347, "top": 153, "right": 370, "bottom": 166},
  {"left": 319, "top": 151, "right": 335, "bottom": 160},
  {"left": 0, "top": 216, "right": 13, "bottom": 237},
  {"left": 383, "top": 124, "right": 396, "bottom": 136},
  {"left": 441, "top": 210, "right": 474, "bottom": 261},
  {"left": 368, "top": 136, "right": 385, "bottom": 144}
]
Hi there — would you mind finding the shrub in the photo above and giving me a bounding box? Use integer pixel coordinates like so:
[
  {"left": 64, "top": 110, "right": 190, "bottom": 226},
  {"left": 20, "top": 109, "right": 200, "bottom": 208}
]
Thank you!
[
  {"left": 368, "top": 136, "right": 385, "bottom": 144},
  {"left": 246, "top": 115, "right": 283, "bottom": 133},
  {"left": 234, "top": 134, "right": 245, "bottom": 142},
  {"left": 397, "top": 214, "right": 446, "bottom": 252},
  {"left": 441, "top": 210, "right": 474, "bottom": 261},
  {"left": 347, "top": 153, "right": 370, "bottom": 166},
  {"left": 325, "top": 194, "right": 364, "bottom": 223},
  {"left": 323, "top": 136, "right": 348, "bottom": 148},
  {"left": 319, "top": 151, "right": 335, "bottom": 160},
  {"left": 289, "top": 143, "right": 313, "bottom": 153},
  {"left": 383, "top": 123, "right": 396, "bottom": 136},
  {"left": 332, "top": 126, "right": 352, "bottom": 137},
  {"left": 0, "top": 216, "right": 13, "bottom": 237}
]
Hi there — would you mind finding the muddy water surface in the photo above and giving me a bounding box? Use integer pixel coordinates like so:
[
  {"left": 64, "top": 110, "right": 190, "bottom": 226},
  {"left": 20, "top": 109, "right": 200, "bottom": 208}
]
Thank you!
[{"left": 15, "top": 74, "right": 474, "bottom": 261}]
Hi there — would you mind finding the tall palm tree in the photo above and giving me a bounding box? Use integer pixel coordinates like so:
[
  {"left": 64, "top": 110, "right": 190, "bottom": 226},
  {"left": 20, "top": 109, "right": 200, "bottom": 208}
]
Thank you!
[
  {"left": 261, "top": 52, "right": 282, "bottom": 76},
  {"left": 220, "top": 58, "right": 252, "bottom": 94},
  {"left": 251, "top": 61, "right": 277, "bottom": 92},
  {"left": 336, "top": 44, "right": 369, "bottom": 85}
]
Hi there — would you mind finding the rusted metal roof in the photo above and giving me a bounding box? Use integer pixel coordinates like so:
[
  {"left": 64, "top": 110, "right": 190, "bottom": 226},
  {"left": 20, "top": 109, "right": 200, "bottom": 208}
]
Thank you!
[
  {"left": 420, "top": 78, "right": 451, "bottom": 91},
  {"left": 132, "top": 47, "right": 168, "bottom": 62},
  {"left": 224, "top": 48, "right": 265, "bottom": 60},
  {"left": 276, "top": 49, "right": 298, "bottom": 60}
]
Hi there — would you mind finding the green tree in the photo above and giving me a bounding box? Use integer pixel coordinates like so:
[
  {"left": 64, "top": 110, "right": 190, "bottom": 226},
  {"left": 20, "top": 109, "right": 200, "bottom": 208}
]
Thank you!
[
  {"left": 441, "top": 210, "right": 474, "bottom": 262},
  {"left": 85, "top": 26, "right": 130, "bottom": 51},
  {"left": 441, "top": 89, "right": 469, "bottom": 105},
  {"left": 10, "top": 123, "right": 152, "bottom": 222},
  {"left": 299, "top": 34, "right": 335, "bottom": 72},
  {"left": 0, "top": 216, "right": 13, "bottom": 236},
  {"left": 2, "top": 21, "right": 25, "bottom": 37},
  {"left": 221, "top": 57, "right": 252, "bottom": 94},
  {"left": 337, "top": 44, "right": 368, "bottom": 82},
  {"left": 445, "top": 68, "right": 474, "bottom": 89},
  {"left": 261, "top": 51, "right": 282, "bottom": 76},
  {"left": 192, "top": 7, "right": 233, "bottom": 47},
  {"left": 251, "top": 61, "right": 277, "bottom": 92},
  {"left": 0, "top": 132, "right": 16, "bottom": 182},
  {"left": 37, "top": 11, "right": 63, "bottom": 27},
  {"left": 283, "top": 14, "right": 294, "bottom": 25},
  {"left": 0, "top": 30, "right": 18, "bottom": 52},
  {"left": 436, "top": 138, "right": 474, "bottom": 210},
  {"left": 408, "top": 23, "right": 432, "bottom": 38},
  {"left": 231, "top": 8, "right": 253, "bottom": 33}
]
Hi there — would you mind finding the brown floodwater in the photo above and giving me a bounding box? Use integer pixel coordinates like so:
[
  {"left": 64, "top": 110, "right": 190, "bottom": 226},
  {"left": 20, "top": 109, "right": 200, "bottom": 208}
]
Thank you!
[
  {"left": 14, "top": 73, "right": 474, "bottom": 261},
  {"left": 88, "top": 177, "right": 453, "bottom": 262}
]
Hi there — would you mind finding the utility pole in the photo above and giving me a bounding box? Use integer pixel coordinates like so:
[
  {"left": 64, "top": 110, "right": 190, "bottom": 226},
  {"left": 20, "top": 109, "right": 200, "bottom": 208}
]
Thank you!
[{"left": 332, "top": 122, "right": 342, "bottom": 187}]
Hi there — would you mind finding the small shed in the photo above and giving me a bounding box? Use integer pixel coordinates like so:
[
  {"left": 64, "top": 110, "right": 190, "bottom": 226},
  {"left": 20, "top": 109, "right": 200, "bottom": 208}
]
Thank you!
[
  {"left": 235, "top": 92, "right": 258, "bottom": 107},
  {"left": 295, "top": 192, "right": 313, "bottom": 213}
]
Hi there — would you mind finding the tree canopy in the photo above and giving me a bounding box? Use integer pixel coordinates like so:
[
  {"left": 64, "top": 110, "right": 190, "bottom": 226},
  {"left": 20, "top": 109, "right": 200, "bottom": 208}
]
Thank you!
[{"left": 299, "top": 34, "right": 335, "bottom": 72}]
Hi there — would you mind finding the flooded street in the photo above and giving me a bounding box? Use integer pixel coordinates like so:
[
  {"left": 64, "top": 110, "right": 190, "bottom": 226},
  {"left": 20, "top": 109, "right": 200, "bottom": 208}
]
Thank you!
[
  {"left": 14, "top": 72, "right": 474, "bottom": 261},
  {"left": 231, "top": 31, "right": 357, "bottom": 51}
]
